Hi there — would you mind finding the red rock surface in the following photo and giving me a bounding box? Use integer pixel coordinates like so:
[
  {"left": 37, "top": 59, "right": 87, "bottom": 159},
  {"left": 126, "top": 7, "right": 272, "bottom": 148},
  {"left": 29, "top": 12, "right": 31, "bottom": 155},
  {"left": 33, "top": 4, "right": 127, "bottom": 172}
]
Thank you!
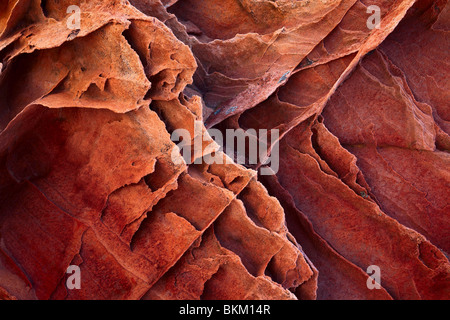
[{"left": 0, "top": 0, "right": 448, "bottom": 300}]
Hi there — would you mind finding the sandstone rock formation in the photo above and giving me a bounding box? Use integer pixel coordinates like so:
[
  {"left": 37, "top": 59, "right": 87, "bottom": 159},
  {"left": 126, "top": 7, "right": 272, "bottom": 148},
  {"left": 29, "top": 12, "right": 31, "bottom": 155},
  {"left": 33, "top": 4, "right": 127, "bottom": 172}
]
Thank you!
[{"left": 0, "top": 0, "right": 448, "bottom": 300}]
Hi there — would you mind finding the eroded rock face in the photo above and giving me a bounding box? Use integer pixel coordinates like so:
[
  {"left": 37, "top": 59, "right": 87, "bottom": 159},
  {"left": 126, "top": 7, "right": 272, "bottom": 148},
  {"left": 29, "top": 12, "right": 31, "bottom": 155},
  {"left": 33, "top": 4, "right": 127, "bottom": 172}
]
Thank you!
[{"left": 0, "top": 0, "right": 448, "bottom": 300}]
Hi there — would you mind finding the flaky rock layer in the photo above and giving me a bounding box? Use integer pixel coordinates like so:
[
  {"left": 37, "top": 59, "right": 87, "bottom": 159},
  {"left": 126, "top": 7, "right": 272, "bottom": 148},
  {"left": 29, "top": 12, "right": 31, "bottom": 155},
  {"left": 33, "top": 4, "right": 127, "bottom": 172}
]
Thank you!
[{"left": 0, "top": 0, "right": 448, "bottom": 300}]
